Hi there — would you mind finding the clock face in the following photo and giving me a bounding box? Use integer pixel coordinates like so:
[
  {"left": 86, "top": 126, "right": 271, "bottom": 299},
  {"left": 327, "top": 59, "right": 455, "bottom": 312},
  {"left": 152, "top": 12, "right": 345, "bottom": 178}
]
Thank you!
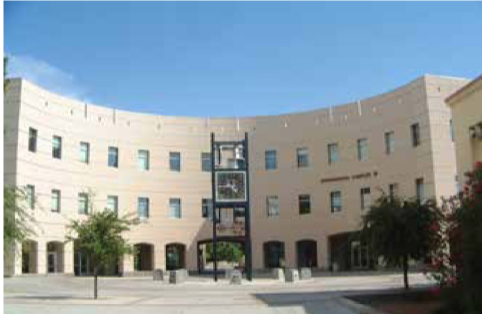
[{"left": 216, "top": 171, "right": 247, "bottom": 202}]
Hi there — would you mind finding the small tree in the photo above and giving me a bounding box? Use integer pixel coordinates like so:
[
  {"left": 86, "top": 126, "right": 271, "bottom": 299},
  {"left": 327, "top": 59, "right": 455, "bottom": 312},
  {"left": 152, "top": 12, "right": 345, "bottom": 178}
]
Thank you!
[
  {"left": 4, "top": 186, "right": 35, "bottom": 253},
  {"left": 67, "top": 209, "right": 137, "bottom": 299},
  {"left": 361, "top": 193, "right": 443, "bottom": 290}
]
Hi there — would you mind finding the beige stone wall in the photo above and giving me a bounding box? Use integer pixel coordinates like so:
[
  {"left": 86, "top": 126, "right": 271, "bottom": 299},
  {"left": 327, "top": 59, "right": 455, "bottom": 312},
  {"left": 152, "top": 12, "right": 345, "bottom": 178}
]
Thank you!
[
  {"left": 447, "top": 76, "right": 482, "bottom": 186},
  {"left": 4, "top": 75, "right": 467, "bottom": 276}
]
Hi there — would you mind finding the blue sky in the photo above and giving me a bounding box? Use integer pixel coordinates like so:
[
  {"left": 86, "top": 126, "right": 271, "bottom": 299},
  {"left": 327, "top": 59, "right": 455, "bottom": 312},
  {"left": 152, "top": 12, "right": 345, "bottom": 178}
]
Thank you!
[{"left": 5, "top": 2, "right": 482, "bottom": 117}]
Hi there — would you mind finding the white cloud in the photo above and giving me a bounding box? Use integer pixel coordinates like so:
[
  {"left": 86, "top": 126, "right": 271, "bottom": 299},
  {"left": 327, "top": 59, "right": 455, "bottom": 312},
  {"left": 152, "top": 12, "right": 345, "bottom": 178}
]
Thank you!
[{"left": 7, "top": 54, "right": 91, "bottom": 102}]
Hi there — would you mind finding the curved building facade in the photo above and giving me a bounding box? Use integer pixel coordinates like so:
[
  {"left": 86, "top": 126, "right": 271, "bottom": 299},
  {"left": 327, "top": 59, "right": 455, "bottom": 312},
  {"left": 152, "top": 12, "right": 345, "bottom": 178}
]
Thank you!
[{"left": 4, "top": 75, "right": 468, "bottom": 276}]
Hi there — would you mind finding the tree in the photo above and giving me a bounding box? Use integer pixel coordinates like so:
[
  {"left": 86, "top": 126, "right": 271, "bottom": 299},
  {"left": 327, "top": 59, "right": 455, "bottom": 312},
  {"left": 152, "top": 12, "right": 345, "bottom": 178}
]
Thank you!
[
  {"left": 4, "top": 186, "right": 35, "bottom": 253},
  {"left": 205, "top": 242, "right": 244, "bottom": 265},
  {"left": 66, "top": 209, "right": 137, "bottom": 299},
  {"left": 361, "top": 193, "right": 443, "bottom": 290}
]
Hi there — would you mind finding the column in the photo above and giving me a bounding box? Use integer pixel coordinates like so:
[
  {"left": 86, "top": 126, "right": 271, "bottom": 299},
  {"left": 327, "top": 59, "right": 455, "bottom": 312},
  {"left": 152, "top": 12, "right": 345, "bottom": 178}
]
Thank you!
[
  {"left": 37, "top": 239, "right": 47, "bottom": 275},
  {"left": 63, "top": 241, "right": 74, "bottom": 274},
  {"left": 155, "top": 244, "right": 166, "bottom": 270}
]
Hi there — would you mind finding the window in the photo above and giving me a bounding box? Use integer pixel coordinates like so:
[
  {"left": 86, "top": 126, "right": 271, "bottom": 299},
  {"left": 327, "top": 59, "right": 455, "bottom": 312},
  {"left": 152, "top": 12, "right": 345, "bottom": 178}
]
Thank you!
[
  {"left": 299, "top": 194, "right": 311, "bottom": 215},
  {"left": 330, "top": 191, "right": 342, "bottom": 213},
  {"left": 265, "top": 150, "right": 277, "bottom": 170},
  {"left": 78, "top": 193, "right": 89, "bottom": 215},
  {"left": 80, "top": 142, "right": 90, "bottom": 164},
  {"left": 266, "top": 196, "right": 279, "bottom": 217},
  {"left": 108, "top": 146, "right": 119, "bottom": 168},
  {"left": 51, "top": 189, "right": 61, "bottom": 212},
  {"left": 202, "top": 198, "right": 213, "bottom": 219},
  {"left": 416, "top": 178, "right": 425, "bottom": 203},
  {"left": 26, "top": 185, "right": 35, "bottom": 209},
  {"left": 52, "top": 136, "right": 62, "bottom": 159},
  {"left": 389, "top": 183, "right": 399, "bottom": 199},
  {"left": 138, "top": 197, "right": 149, "bottom": 219},
  {"left": 170, "top": 152, "right": 181, "bottom": 172},
  {"left": 296, "top": 148, "right": 309, "bottom": 168},
  {"left": 107, "top": 195, "right": 118, "bottom": 214},
  {"left": 360, "top": 187, "right": 371, "bottom": 210},
  {"left": 201, "top": 152, "right": 211, "bottom": 172},
  {"left": 411, "top": 123, "right": 420, "bottom": 147},
  {"left": 138, "top": 150, "right": 150, "bottom": 171},
  {"left": 328, "top": 143, "right": 339, "bottom": 164},
  {"left": 385, "top": 131, "right": 395, "bottom": 155},
  {"left": 357, "top": 138, "right": 368, "bottom": 161},
  {"left": 450, "top": 119, "right": 454, "bottom": 142},
  {"left": 28, "top": 128, "right": 37, "bottom": 152},
  {"left": 169, "top": 198, "right": 182, "bottom": 219}
]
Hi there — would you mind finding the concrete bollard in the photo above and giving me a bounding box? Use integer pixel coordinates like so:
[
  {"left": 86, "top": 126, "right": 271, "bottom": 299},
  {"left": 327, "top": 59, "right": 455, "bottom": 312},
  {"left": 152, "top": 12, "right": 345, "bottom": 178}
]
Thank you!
[
  {"left": 153, "top": 269, "right": 164, "bottom": 281},
  {"left": 169, "top": 269, "right": 187, "bottom": 284},
  {"left": 272, "top": 268, "right": 285, "bottom": 281},
  {"left": 285, "top": 269, "right": 299, "bottom": 283},
  {"left": 299, "top": 268, "right": 312, "bottom": 280},
  {"left": 230, "top": 270, "right": 242, "bottom": 285}
]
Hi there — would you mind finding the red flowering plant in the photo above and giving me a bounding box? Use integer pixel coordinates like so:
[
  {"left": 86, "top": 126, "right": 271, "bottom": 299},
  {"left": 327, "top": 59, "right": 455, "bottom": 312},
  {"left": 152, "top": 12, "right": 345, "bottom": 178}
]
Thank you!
[{"left": 428, "top": 162, "right": 482, "bottom": 312}]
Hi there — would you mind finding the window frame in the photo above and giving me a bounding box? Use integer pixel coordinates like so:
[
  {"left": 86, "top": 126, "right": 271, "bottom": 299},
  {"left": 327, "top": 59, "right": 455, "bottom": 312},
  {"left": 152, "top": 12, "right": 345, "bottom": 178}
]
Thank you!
[
  {"left": 137, "top": 197, "right": 149, "bottom": 219},
  {"left": 328, "top": 143, "right": 339, "bottom": 164},
  {"left": 357, "top": 138, "right": 368, "bottom": 161},
  {"left": 138, "top": 149, "right": 150, "bottom": 171},
  {"left": 169, "top": 198, "right": 182, "bottom": 219},
  {"left": 80, "top": 141, "right": 90, "bottom": 164},
  {"left": 296, "top": 148, "right": 309, "bottom": 168},
  {"left": 266, "top": 195, "right": 280, "bottom": 217},
  {"left": 170, "top": 152, "right": 181, "bottom": 172},
  {"left": 108, "top": 146, "right": 119, "bottom": 168},
  {"left": 298, "top": 194, "right": 311, "bottom": 215},
  {"left": 384, "top": 131, "right": 395, "bottom": 155},
  {"left": 330, "top": 191, "right": 342, "bottom": 213},
  {"left": 28, "top": 128, "right": 38, "bottom": 152},
  {"left": 52, "top": 135, "right": 62, "bottom": 159},
  {"left": 26, "top": 185, "right": 35, "bottom": 209},
  {"left": 411, "top": 123, "right": 420, "bottom": 147},
  {"left": 201, "top": 152, "right": 211, "bottom": 172},
  {"left": 107, "top": 195, "right": 119, "bottom": 215},
  {"left": 265, "top": 150, "right": 278, "bottom": 170},
  {"left": 51, "top": 189, "right": 61, "bottom": 212},
  {"left": 360, "top": 187, "right": 371, "bottom": 211},
  {"left": 78, "top": 193, "right": 89, "bottom": 215}
]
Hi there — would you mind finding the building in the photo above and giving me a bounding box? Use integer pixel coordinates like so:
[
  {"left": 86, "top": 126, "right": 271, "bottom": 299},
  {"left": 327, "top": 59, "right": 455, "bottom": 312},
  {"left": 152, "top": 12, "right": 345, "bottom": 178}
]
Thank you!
[
  {"left": 4, "top": 75, "right": 468, "bottom": 276},
  {"left": 446, "top": 74, "right": 482, "bottom": 186}
]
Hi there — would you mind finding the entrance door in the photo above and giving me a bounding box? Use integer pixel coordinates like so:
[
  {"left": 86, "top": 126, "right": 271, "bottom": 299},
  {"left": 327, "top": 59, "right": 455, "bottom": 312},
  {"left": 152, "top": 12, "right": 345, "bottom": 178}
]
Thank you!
[
  {"left": 351, "top": 241, "right": 369, "bottom": 269},
  {"left": 48, "top": 252, "right": 57, "bottom": 273}
]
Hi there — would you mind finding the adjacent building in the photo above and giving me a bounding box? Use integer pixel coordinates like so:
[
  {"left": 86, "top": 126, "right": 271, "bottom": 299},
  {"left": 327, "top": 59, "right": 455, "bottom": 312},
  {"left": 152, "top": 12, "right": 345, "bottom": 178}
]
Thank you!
[
  {"left": 446, "top": 74, "right": 482, "bottom": 186},
  {"left": 4, "top": 75, "right": 468, "bottom": 276}
]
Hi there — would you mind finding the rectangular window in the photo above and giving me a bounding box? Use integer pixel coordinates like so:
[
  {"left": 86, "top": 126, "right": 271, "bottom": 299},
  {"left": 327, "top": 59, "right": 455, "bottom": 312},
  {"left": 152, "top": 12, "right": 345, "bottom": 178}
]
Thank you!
[
  {"left": 265, "top": 150, "right": 277, "bottom": 170},
  {"left": 296, "top": 148, "right": 309, "bottom": 168},
  {"left": 357, "top": 138, "right": 368, "bottom": 161},
  {"left": 416, "top": 178, "right": 425, "bottom": 203},
  {"left": 26, "top": 185, "right": 35, "bottom": 209},
  {"left": 328, "top": 143, "right": 339, "bottom": 164},
  {"left": 80, "top": 142, "right": 90, "bottom": 164},
  {"left": 389, "top": 183, "right": 399, "bottom": 199},
  {"left": 51, "top": 189, "right": 61, "bottom": 212},
  {"left": 28, "top": 128, "right": 37, "bottom": 152},
  {"left": 202, "top": 198, "right": 213, "bottom": 219},
  {"left": 138, "top": 197, "right": 149, "bottom": 219},
  {"left": 169, "top": 198, "right": 182, "bottom": 219},
  {"left": 107, "top": 195, "right": 118, "bottom": 214},
  {"left": 330, "top": 191, "right": 342, "bottom": 213},
  {"left": 360, "top": 187, "right": 371, "bottom": 211},
  {"left": 201, "top": 152, "right": 211, "bottom": 172},
  {"left": 138, "top": 150, "right": 150, "bottom": 171},
  {"left": 385, "top": 131, "right": 395, "bottom": 155},
  {"left": 298, "top": 194, "right": 311, "bottom": 215},
  {"left": 170, "top": 152, "right": 181, "bottom": 172},
  {"left": 52, "top": 135, "right": 62, "bottom": 159},
  {"left": 78, "top": 193, "right": 89, "bottom": 215},
  {"left": 266, "top": 196, "right": 279, "bottom": 217},
  {"left": 108, "top": 146, "right": 119, "bottom": 168},
  {"left": 411, "top": 123, "right": 420, "bottom": 147}
]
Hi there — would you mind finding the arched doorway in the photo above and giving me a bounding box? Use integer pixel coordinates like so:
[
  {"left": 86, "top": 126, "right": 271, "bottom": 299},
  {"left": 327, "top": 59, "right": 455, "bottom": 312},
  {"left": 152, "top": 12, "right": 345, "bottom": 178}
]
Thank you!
[
  {"left": 46, "top": 241, "right": 64, "bottom": 273},
  {"left": 296, "top": 239, "right": 318, "bottom": 268},
  {"left": 263, "top": 241, "right": 285, "bottom": 268},
  {"left": 73, "top": 240, "right": 123, "bottom": 276},
  {"left": 22, "top": 240, "right": 38, "bottom": 274},
  {"left": 166, "top": 243, "right": 186, "bottom": 271},
  {"left": 134, "top": 243, "right": 154, "bottom": 271}
]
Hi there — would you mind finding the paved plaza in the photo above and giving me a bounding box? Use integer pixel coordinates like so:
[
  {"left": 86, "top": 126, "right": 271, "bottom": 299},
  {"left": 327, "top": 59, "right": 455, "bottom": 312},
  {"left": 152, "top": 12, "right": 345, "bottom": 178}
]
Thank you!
[{"left": 4, "top": 272, "right": 434, "bottom": 314}]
